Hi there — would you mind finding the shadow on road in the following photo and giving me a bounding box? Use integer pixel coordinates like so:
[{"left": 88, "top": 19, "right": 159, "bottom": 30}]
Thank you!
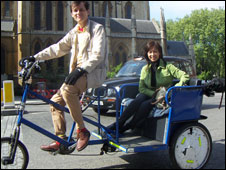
[
  {"left": 202, "top": 104, "right": 225, "bottom": 110},
  {"left": 97, "top": 139, "right": 225, "bottom": 169},
  {"left": 207, "top": 139, "right": 225, "bottom": 169},
  {"left": 97, "top": 150, "right": 172, "bottom": 169}
]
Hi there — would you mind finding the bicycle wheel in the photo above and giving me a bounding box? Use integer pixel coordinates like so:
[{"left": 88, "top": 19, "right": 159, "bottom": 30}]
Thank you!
[
  {"left": 1, "top": 137, "right": 29, "bottom": 169},
  {"left": 169, "top": 122, "right": 212, "bottom": 169}
]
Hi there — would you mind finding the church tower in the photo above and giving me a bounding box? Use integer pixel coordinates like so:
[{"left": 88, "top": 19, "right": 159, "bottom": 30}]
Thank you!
[
  {"left": 160, "top": 7, "right": 167, "bottom": 56},
  {"left": 131, "top": 4, "right": 137, "bottom": 58}
]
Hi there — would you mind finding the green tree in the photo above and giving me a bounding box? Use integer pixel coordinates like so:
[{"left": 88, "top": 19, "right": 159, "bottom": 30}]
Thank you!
[
  {"left": 166, "top": 8, "right": 225, "bottom": 79},
  {"left": 107, "top": 63, "right": 123, "bottom": 78}
]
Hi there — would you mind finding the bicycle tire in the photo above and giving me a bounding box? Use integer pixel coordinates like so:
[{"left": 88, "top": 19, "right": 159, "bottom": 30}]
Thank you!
[
  {"left": 1, "top": 137, "right": 29, "bottom": 169},
  {"left": 169, "top": 122, "right": 212, "bottom": 169}
]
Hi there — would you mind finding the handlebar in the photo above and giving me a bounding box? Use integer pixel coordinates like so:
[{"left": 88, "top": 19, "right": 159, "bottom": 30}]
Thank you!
[{"left": 18, "top": 60, "right": 45, "bottom": 82}]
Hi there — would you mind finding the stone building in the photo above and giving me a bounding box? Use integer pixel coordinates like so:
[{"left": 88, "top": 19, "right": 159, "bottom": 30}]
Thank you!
[{"left": 1, "top": 1, "right": 195, "bottom": 90}]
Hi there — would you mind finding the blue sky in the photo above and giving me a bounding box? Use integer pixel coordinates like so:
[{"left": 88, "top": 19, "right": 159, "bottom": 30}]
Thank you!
[{"left": 149, "top": 1, "right": 225, "bottom": 21}]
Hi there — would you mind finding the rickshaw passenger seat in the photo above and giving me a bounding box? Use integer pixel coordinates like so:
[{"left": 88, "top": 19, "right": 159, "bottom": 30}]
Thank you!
[{"left": 170, "top": 87, "right": 203, "bottom": 122}]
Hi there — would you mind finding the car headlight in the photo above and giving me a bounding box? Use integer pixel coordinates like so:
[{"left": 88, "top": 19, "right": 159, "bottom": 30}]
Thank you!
[
  {"left": 87, "top": 88, "right": 92, "bottom": 94},
  {"left": 107, "top": 86, "right": 120, "bottom": 96},
  {"left": 107, "top": 88, "right": 115, "bottom": 96}
]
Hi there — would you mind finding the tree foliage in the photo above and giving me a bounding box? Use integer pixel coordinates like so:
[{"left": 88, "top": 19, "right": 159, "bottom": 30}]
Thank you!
[
  {"left": 166, "top": 8, "right": 225, "bottom": 79},
  {"left": 107, "top": 63, "right": 123, "bottom": 78}
]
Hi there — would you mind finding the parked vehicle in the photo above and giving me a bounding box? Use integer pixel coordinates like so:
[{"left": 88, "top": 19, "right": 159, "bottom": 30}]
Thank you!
[{"left": 85, "top": 56, "right": 198, "bottom": 114}]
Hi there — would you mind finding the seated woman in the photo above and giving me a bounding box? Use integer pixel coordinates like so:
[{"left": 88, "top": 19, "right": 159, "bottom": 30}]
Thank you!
[{"left": 108, "top": 41, "right": 190, "bottom": 133}]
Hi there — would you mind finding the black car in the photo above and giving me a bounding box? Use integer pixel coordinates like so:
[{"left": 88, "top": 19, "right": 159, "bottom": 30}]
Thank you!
[{"left": 85, "top": 56, "right": 197, "bottom": 114}]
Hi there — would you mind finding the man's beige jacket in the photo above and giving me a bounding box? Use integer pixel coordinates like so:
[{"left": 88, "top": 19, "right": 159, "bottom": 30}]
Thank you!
[{"left": 34, "top": 20, "right": 108, "bottom": 88}]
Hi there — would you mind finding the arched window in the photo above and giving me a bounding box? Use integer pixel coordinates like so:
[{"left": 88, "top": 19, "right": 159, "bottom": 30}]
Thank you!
[
  {"left": 122, "top": 52, "right": 127, "bottom": 63},
  {"left": 57, "top": 2, "right": 64, "bottom": 31},
  {"left": 4, "top": 1, "right": 10, "bottom": 17},
  {"left": 115, "top": 52, "right": 120, "bottom": 66},
  {"left": 34, "top": 42, "right": 41, "bottom": 54},
  {"left": 45, "top": 42, "right": 53, "bottom": 71},
  {"left": 46, "top": 1, "right": 52, "bottom": 30},
  {"left": 103, "top": 2, "right": 112, "bottom": 17},
  {"left": 57, "top": 57, "right": 64, "bottom": 73},
  {"left": 34, "top": 1, "right": 41, "bottom": 30},
  {"left": 125, "top": 2, "right": 132, "bottom": 19},
  {"left": 34, "top": 41, "right": 42, "bottom": 74},
  {"left": 114, "top": 44, "right": 128, "bottom": 66},
  {"left": 1, "top": 47, "right": 6, "bottom": 74}
]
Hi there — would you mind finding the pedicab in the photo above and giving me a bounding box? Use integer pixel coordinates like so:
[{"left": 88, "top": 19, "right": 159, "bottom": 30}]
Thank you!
[{"left": 2, "top": 60, "right": 223, "bottom": 169}]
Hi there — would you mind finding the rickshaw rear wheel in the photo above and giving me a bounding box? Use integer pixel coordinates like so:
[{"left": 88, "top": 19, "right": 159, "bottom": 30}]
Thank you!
[{"left": 169, "top": 122, "right": 212, "bottom": 169}]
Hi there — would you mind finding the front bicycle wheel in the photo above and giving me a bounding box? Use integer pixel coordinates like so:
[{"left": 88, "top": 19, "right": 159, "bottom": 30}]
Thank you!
[
  {"left": 169, "top": 122, "right": 212, "bottom": 169},
  {"left": 1, "top": 137, "right": 29, "bottom": 169}
]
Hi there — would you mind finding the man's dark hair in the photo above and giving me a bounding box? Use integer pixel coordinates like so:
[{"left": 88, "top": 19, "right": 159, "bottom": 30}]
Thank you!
[{"left": 70, "top": 1, "right": 90, "bottom": 13}]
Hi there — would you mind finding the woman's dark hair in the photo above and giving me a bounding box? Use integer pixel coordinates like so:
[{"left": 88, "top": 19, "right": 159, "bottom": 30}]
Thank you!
[
  {"left": 143, "top": 41, "right": 166, "bottom": 66},
  {"left": 70, "top": 1, "right": 90, "bottom": 13}
]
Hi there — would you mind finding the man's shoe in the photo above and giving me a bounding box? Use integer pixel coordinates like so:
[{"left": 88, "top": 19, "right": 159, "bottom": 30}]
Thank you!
[
  {"left": 40, "top": 136, "right": 67, "bottom": 152},
  {"left": 40, "top": 141, "right": 60, "bottom": 152},
  {"left": 76, "top": 128, "right": 90, "bottom": 152}
]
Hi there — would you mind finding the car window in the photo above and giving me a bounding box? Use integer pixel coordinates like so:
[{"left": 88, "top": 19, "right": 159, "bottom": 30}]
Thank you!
[
  {"left": 116, "top": 58, "right": 195, "bottom": 78},
  {"left": 116, "top": 61, "right": 146, "bottom": 77},
  {"left": 166, "top": 60, "right": 182, "bottom": 70},
  {"left": 166, "top": 59, "right": 194, "bottom": 77}
]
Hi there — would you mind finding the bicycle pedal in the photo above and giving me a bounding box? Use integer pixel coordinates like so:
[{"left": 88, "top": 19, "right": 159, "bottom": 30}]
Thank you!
[{"left": 100, "top": 143, "right": 116, "bottom": 154}]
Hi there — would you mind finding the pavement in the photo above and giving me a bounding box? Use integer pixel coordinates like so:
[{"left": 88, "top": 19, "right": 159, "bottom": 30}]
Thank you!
[
  {"left": 1, "top": 96, "right": 47, "bottom": 116},
  {"left": 1, "top": 96, "right": 47, "bottom": 138}
]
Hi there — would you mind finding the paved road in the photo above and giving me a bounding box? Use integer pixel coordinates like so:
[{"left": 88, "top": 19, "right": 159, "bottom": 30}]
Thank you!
[{"left": 1, "top": 93, "right": 225, "bottom": 169}]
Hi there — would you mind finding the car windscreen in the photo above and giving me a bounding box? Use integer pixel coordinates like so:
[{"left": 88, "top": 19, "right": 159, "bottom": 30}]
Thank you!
[
  {"left": 116, "top": 61, "right": 146, "bottom": 77},
  {"left": 165, "top": 59, "right": 194, "bottom": 77}
]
